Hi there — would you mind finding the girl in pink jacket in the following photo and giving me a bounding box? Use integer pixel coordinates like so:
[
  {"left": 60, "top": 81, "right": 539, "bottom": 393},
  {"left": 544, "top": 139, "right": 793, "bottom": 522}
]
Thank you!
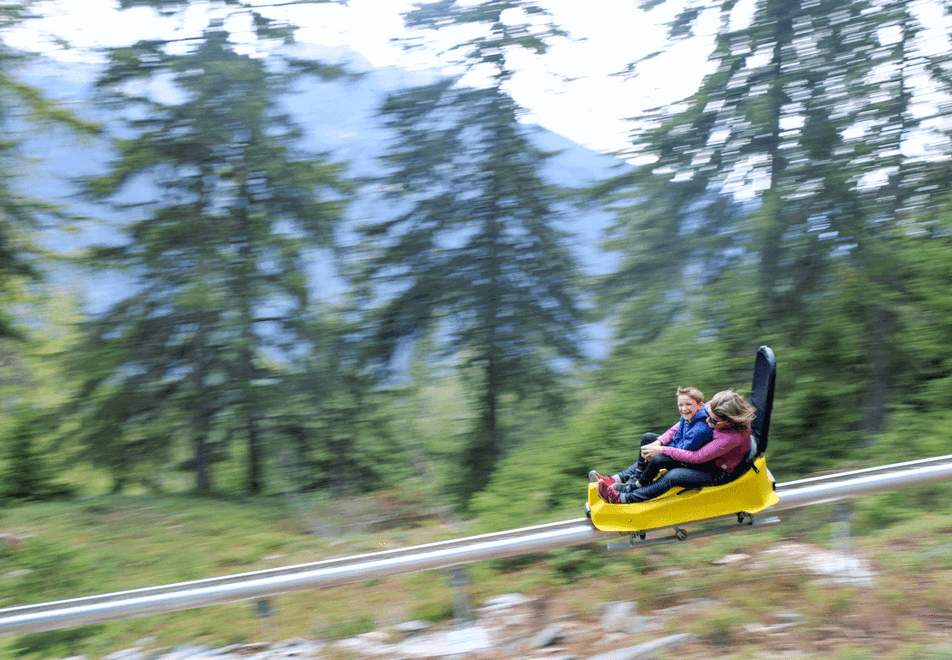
[{"left": 597, "top": 390, "right": 757, "bottom": 504}]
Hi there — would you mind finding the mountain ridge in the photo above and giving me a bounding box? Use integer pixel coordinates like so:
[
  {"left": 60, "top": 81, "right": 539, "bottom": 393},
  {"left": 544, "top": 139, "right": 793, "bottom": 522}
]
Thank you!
[{"left": 16, "top": 43, "right": 628, "bottom": 353}]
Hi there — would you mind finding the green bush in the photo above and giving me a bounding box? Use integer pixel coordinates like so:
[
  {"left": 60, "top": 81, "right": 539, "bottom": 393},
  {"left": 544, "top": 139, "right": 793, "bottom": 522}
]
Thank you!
[
  {"left": 0, "top": 538, "right": 103, "bottom": 658},
  {"left": 0, "top": 538, "right": 85, "bottom": 605},
  {"left": 11, "top": 626, "right": 107, "bottom": 660},
  {"left": 696, "top": 609, "right": 744, "bottom": 647},
  {"left": 321, "top": 614, "right": 375, "bottom": 640},
  {"left": 547, "top": 546, "right": 607, "bottom": 583},
  {"left": 490, "top": 553, "right": 546, "bottom": 573},
  {"left": 855, "top": 491, "right": 910, "bottom": 532},
  {"left": 832, "top": 646, "right": 873, "bottom": 660},
  {"left": 0, "top": 408, "right": 74, "bottom": 503},
  {"left": 409, "top": 600, "right": 455, "bottom": 623}
]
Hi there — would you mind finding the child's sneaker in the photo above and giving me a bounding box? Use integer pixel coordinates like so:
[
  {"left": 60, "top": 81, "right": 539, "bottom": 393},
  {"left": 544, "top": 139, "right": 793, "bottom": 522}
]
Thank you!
[
  {"left": 597, "top": 480, "right": 622, "bottom": 504},
  {"left": 588, "top": 470, "right": 616, "bottom": 485}
]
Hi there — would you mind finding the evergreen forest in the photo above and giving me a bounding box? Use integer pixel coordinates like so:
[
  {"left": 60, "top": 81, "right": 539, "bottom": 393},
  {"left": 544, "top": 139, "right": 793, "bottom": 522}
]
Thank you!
[{"left": 2, "top": 0, "right": 952, "bottom": 527}]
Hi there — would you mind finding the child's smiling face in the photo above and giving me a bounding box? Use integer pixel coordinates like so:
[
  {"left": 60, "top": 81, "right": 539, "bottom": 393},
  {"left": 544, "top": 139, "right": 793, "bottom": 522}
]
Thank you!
[{"left": 677, "top": 394, "right": 703, "bottom": 420}]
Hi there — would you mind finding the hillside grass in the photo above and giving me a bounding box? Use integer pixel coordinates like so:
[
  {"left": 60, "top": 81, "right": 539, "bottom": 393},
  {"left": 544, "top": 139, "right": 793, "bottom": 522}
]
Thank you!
[{"left": 0, "top": 482, "right": 949, "bottom": 659}]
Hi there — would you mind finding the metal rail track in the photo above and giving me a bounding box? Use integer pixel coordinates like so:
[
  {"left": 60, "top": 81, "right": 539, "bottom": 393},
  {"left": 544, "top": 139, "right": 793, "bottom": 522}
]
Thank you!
[{"left": 1, "top": 455, "right": 950, "bottom": 636}]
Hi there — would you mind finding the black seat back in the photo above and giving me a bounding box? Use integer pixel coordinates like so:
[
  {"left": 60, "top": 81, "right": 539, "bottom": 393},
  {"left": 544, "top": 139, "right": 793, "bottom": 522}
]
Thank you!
[
  {"left": 749, "top": 345, "right": 776, "bottom": 456},
  {"left": 713, "top": 346, "right": 777, "bottom": 486}
]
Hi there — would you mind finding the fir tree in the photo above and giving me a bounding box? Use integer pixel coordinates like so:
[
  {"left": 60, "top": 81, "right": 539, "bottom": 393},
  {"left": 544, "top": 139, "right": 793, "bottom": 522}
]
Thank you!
[
  {"left": 77, "top": 5, "right": 352, "bottom": 493},
  {"left": 356, "top": 1, "right": 584, "bottom": 506},
  {"left": 596, "top": 0, "right": 949, "bottom": 466}
]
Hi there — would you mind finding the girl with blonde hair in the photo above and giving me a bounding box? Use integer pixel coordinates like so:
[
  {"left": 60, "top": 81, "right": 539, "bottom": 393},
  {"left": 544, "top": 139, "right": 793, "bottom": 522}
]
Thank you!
[
  {"left": 589, "top": 385, "right": 712, "bottom": 488},
  {"left": 597, "top": 390, "right": 757, "bottom": 504}
]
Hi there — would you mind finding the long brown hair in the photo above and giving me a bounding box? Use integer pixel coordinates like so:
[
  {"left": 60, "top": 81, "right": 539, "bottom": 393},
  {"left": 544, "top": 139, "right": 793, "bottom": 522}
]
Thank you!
[{"left": 708, "top": 389, "right": 756, "bottom": 431}]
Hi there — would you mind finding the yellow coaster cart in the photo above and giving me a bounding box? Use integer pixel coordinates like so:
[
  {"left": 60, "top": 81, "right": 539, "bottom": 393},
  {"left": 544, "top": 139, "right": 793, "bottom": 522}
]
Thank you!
[{"left": 587, "top": 346, "right": 780, "bottom": 547}]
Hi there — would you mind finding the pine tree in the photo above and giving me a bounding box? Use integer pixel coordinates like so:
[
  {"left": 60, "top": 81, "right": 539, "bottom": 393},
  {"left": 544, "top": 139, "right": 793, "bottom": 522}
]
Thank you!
[
  {"left": 0, "top": 1, "right": 99, "bottom": 341},
  {"left": 0, "top": 3, "right": 101, "bottom": 494},
  {"left": 356, "top": 1, "right": 584, "bottom": 505},
  {"left": 596, "top": 0, "right": 943, "bottom": 465},
  {"left": 77, "top": 7, "right": 352, "bottom": 493},
  {"left": 264, "top": 309, "right": 413, "bottom": 494}
]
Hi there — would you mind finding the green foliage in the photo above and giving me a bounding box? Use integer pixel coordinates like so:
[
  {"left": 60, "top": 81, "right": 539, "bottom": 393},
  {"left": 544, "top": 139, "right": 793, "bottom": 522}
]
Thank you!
[
  {"left": 855, "top": 484, "right": 952, "bottom": 535},
  {"left": 885, "top": 646, "right": 952, "bottom": 660},
  {"left": 890, "top": 204, "right": 952, "bottom": 414},
  {"left": 3, "top": 0, "right": 952, "bottom": 508},
  {"left": 321, "top": 614, "right": 376, "bottom": 639},
  {"left": 0, "top": 2, "right": 99, "bottom": 343},
  {"left": 468, "top": 424, "right": 579, "bottom": 528},
  {"left": 855, "top": 491, "right": 909, "bottom": 533},
  {"left": 831, "top": 646, "right": 873, "bottom": 660},
  {"left": 546, "top": 546, "right": 607, "bottom": 584},
  {"left": 0, "top": 407, "right": 73, "bottom": 502},
  {"left": 409, "top": 600, "right": 455, "bottom": 624},
  {"left": 760, "top": 334, "right": 869, "bottom": 478},
  {"left": 404, "top": 1, "right": 566, "bottom": 70},
  {"left": 590, "top": 0, "right": 952, "bottom": 478},
  {"left": 868, "top": 408, "right": 952, "bottom": 470},
  {"left": 0, "top": 537, "right": 86, "bottom": 606},
  {"left": 74, "top": 10, "right": 357, "bottom": 495},
  {"left": 350, "top": 0, "right": 588, "bottom": 509},
  {"left": 471, "top": 326, "right": 765, "bottom": 522},
  {"left": 805, "top": 583, "right": 858, "bottom": 620},
  {"left": 360, "top": 80, "right": 586, "bottom": 507},
  {"left": 8, "top": 627, "right": 106, "bottom": 660},
  {"left": 0, "top": 494, "right": 321, "bottom": 660},
  {"left": 489, "top": 553, "right": 546, "bottom": 573},
  {"left": 0, "top": 484, "right": 946, "bottom": 659},
  {"left": 849, "top": 407, "right": 952, "bottom": 533},
  {"left": 262, "top": 313, "right": 414, "bottom": 496},
  {"left": 695, "top": 609, "right": 743, "bottom": 648}
]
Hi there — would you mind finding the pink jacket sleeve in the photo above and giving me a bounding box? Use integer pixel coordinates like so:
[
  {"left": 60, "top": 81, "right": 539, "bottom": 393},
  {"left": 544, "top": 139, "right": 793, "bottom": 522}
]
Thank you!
[
  {"left": 657, "top": 421, "right": 681, "bottom": 446},
  {"left": 660, "top": 427, "right": 749, "bottom": 467}
]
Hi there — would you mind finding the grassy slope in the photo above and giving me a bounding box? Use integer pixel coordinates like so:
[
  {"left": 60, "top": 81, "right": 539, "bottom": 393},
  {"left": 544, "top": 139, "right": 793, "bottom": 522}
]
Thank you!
[{"left": 0, "top": 484, "right": 950, "bottom": 659}]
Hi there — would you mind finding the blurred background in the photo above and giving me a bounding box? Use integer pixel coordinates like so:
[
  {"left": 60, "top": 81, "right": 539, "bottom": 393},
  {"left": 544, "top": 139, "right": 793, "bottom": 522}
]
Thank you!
[{"left": 1, "top": 0, "right": 951, "bottom": 658}]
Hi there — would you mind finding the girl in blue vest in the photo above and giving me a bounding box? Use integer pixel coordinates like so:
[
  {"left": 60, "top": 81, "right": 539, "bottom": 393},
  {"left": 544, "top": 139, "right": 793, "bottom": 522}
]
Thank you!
[
  {"left": 596, "top": 389, "right": 756, "bottom": 503},
  {"left": 589, "top": 386, "right": 712, "bottom": 488}
]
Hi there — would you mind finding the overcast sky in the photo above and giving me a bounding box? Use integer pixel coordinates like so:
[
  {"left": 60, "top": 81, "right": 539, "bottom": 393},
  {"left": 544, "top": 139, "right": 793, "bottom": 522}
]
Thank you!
[{"left": 5, "top": 0, "right": 718, "bottom": 156}]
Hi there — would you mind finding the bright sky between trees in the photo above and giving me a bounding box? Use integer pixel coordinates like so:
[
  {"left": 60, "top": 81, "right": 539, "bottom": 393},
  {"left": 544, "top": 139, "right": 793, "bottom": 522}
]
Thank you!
[{"left": 6, "top": 0, "right": 717, "bottom": 157}]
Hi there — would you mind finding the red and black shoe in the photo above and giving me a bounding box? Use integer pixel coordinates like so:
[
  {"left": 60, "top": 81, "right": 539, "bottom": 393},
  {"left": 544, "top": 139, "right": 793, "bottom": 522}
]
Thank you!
[
  {"left": 597, "top": 479, "right": 623, "bottom": 504},
  {"left": 588, "top": 470, "right": 616, "bottom": 486}
]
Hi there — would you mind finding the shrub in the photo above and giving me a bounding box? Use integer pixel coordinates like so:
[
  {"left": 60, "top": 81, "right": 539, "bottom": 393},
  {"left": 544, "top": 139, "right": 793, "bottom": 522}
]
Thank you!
[{"left": 0, "top": 407, "right": 74, "bottom": 502}]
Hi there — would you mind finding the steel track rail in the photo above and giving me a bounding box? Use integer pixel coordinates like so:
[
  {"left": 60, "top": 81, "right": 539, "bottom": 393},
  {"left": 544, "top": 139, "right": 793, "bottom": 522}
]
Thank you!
[
  {"left": 1, "top": 455, "right": 951, "bottom": 636},
  {"left": 0, "top": 518, "right": 588, "bottom": 617},
  {"left": 777, "top": 454, "right": 952, "bottom": 489}
]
